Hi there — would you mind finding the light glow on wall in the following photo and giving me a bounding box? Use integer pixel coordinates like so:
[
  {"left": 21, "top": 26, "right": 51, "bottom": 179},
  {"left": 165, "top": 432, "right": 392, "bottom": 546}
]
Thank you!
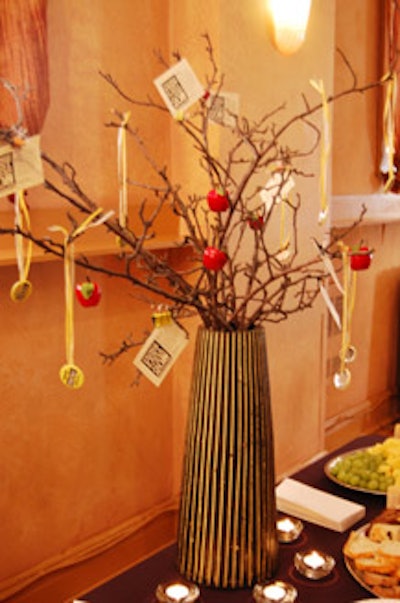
[{"left": 267, "top": 0, "right": 312, "bottom": 55}]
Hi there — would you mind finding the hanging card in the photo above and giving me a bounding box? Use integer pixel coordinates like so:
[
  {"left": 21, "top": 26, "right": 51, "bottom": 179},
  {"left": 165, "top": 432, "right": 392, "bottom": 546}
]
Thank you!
[
  {"left": 154, "top": 58, "right": 204, "bottom": 118},
  {"left": 208, "top": 92, "right": 240, "bottom": 128},
  {"left": 133, "top": 320, "right": 188, "bottom": 387},
  {"left": 0, "top": 135, "right": 44, "bottom": 199}
]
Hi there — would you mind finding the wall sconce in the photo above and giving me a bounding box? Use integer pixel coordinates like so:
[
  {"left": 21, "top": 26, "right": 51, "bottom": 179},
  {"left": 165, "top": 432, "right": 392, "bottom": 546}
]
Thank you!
[{"left": 267, "top": 0, "right": 312, "bottom": 56}]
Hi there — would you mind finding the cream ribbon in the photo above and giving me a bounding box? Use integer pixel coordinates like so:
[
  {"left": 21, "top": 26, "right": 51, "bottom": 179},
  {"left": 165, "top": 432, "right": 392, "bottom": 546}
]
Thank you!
[
  {"left": 279, "top": 194, "right": 291, "bottom": 255},
  {"left": 117, "top": 111, "right": 131, "bottom": 232},
  {"left": 319, "top": 281, "right": 341, "bottom": 331},
  {"left": 313, "top": 240, "right": 343, "bottom": 329},
  {"left": 310, "top": 79, "right": 330, "bottom": 225}
]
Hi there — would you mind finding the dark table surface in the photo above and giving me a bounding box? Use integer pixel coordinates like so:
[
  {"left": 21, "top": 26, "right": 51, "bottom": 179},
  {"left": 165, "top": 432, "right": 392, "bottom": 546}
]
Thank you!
[{"left": 83, "top": 434, "right": 385, "bottom": 602}]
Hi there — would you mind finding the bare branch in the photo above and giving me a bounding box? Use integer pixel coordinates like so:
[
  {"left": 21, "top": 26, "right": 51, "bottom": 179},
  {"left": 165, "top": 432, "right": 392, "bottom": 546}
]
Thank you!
[{"left": 0, "top": 38, "right": 385, "bottom": 344}]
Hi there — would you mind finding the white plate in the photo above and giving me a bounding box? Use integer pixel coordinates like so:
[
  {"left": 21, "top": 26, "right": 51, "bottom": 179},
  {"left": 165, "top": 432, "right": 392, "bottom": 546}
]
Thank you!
[{"left": 345, "top": 524, "right": 400, "bottom": 599}]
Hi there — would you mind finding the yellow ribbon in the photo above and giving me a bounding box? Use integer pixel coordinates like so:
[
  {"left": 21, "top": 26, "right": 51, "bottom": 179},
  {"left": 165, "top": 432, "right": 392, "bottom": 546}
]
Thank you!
[
  {"left": 14, "top": 190, "right": 32, "bottom": 282},
  {"left": 64, "top": 237, "right": 75, "bottom": 365},
  {"left": 310, "top": 79, "right": 330, "bottom": 225},
  {"left": 338, "top": 243, "right": 357, "bottom": 374},
  {"left": 72, "top": 207, "right": 104, "bottom": 238},
  {"left": 152, "top": 309, "right": 172, "bottom": 328},
  {"left": 279, "top": 195, "right": 291, "bottom": 254},
  {"left": 382, "top": 72, "right": 397, "bottom": 191},
  {"left": 48, "top": 225, "right": 75, "bottom": 366},
  {"left": 49, "top": 209, "right": 106, "bottom": 383}
]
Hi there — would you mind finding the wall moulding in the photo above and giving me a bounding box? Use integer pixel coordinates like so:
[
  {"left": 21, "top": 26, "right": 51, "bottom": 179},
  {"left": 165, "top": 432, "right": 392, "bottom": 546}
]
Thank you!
[
  {"left": 0, "top": 502, "right": 179, "bottom": 602},
  {"left": 331, "top": 193, "right": 400, "bottom": 227}
]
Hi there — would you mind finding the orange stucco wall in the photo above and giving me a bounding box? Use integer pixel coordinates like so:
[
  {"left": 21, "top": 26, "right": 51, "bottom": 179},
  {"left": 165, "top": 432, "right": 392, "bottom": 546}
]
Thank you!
[
  {"left": 325, "top": 0, "right": 400, "bottom": 447},
  {"left": 1, "top": 0, "right": 180, "bottom": 589}
]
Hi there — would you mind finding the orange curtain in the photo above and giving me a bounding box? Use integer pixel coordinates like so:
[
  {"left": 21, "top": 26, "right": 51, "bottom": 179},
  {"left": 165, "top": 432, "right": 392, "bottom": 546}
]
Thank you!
[
  {"left": 381, "top": 0, "right": 400, "bottom": 191},
  {"left": 0, "top": 0, "right": 49, "bottom": 136}
]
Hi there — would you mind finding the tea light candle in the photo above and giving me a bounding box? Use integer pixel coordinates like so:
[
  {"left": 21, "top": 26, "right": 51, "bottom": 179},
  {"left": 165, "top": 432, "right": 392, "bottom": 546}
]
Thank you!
[
  {"left": 253, "top": 580, "right": 298, "bottom": 602},
  {"left": 155, "top": 580, "right": 200, "bottom": 602},
  {"left": 276, "top": 516, "right": 303, "bottom": 543},
  {"left": 294, "top": 549, "right": 335, "bottom": 580}
]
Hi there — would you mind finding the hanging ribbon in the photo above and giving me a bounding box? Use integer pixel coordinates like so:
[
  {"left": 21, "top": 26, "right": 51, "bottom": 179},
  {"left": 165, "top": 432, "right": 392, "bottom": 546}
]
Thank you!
[
  {"left": 320, "top": 252, "right": 344, "bottom": 295},
  {"left": 10, "top": 190, "right": 33, "bottom": 302},
  {"left": 310, "top": 79, "right": 330, "bottom": 225},
  {"left": 380, "top": 72, "right": 397, "bottom": 191},
  {"left": 312, "top": 240, "right": 343, "bottom": 329},
  {"left": 49, "top": 208, "right": 108, "bottom": 389},
  {"left": 333, "top": 243, "right": 357, "bottom": 390},
  {"left": 342, "top": 248, "right": 357, "bottom": 364},
  {"left": 48, "top": 224, "right": 83, "bottom": 389},
  {"left": 116, "top": 111, "right": 131, "bottom": 247}
]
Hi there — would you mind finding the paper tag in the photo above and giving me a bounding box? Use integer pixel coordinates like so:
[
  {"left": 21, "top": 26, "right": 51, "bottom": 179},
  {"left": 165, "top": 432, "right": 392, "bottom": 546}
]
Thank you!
[
  {"left": 208, "top": 92, "right": 240, "bottom": 128},
  {"left": 154, "top": 58, "right": 204, "bottom": 118},
  {"left": 0, "top": 135, "right": 44, "bottom": 199},
  {"left": 133, "top": 320, "right": 188, "bottom": 386}
]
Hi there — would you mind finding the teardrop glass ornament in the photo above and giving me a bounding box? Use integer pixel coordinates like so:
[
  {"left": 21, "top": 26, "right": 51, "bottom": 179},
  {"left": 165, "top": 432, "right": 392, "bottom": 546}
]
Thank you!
[{"left": 333, "top": 368, "right": 351, "bottom": 390}]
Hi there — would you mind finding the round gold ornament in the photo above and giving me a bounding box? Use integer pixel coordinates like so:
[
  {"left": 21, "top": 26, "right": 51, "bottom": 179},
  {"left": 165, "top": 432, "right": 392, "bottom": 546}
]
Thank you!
[
  {"left": 10, "top": 279, "right": 33, "bottom": 302},
  {"left": 59, "top": 364, "right": 85, "bottom": 389}
]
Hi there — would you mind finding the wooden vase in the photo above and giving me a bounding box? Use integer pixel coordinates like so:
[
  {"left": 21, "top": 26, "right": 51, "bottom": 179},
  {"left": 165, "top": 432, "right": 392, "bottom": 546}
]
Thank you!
[{"left": 178, "top": 327, "right": 279, "bottom": 588}]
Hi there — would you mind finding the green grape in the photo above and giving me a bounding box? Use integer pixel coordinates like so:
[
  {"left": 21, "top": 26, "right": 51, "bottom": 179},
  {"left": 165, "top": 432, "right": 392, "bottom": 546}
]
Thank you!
[
  {"left": 349, "top": 475, "right": 360, "bottom": 487},
  {"left": 329, "top": 447, "right": 396, "bottom": 492},
  {"left": 330, "top": 464, "right": 339, "bottom": 477}
]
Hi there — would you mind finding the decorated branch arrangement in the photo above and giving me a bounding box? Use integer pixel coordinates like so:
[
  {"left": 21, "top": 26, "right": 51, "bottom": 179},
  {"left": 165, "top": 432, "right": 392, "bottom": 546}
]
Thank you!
[{"left": 0, "top": 37, "right": 385, "bottom": 389}]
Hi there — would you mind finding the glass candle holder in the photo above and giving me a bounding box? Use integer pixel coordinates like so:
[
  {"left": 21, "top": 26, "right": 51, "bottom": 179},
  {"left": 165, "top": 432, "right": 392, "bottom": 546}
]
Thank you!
[
  {"left": 253, "top": 580, "right": 298, "bottom": 602},
  {"left": 294, "top": 549, "right": 335, "bottom": 580},
  {"left": 276, "top": 516, "right": 303, "bottom": 543},
  {"left": 155, "top": 580, "right": 200, "bottom": 602}
]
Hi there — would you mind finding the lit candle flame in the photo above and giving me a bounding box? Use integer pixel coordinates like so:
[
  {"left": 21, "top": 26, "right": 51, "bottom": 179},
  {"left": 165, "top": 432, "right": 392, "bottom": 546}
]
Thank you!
[
  {"left": 277, "top": 518, "right": 295, "bottom": 533},
  {"left": 303, "top": 550, "right": 325, "bottom": 570},
  {"left": 165, "top": 583, "right": 190, "bottom": 601},
  {"left": 262, "top": 583, "right": 287, "bottom": 601}
]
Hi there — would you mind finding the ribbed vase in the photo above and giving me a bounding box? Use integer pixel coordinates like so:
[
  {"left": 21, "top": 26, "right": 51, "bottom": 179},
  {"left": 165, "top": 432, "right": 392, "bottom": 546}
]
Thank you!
[{"left": 178, "top": 327, "right": 278, "bottom": 588}]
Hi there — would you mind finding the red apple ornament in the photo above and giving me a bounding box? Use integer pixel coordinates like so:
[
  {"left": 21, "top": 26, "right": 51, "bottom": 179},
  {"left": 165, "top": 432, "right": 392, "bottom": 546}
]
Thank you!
[
  {"left": 350, "top": 245, "right": 372, "bottom": 271},
  {"left": 207, "top": 188, "right": 230, "bottom": 212},
  {"left": 75, "top": 280, "right": 102, "bottom": 307},
  {"left": 247, "top": 213, "right": 264, "bottom": 231},
  {"left": 203, "top": 246, "right": 228, "bottom": 271}
]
